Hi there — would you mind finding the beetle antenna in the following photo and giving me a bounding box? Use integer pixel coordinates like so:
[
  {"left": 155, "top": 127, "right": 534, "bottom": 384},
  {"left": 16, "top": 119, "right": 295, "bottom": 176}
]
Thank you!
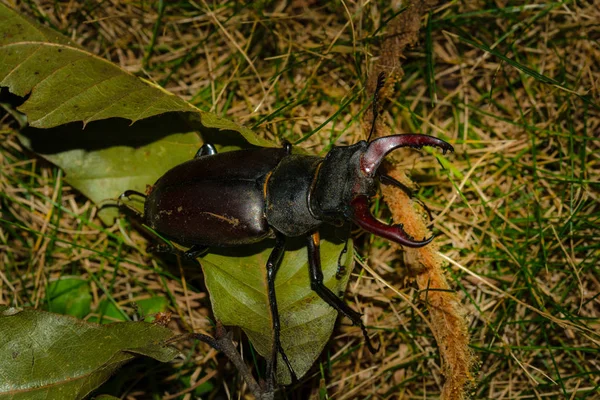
[{"left": 367, "top": 72, "right": 386, "bottom": 142}]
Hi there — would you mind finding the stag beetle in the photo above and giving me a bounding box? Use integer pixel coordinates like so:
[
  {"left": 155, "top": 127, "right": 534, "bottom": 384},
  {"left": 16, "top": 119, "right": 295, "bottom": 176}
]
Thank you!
[{"left": 121, "top": 79, "right": 453, "bottom": 382}]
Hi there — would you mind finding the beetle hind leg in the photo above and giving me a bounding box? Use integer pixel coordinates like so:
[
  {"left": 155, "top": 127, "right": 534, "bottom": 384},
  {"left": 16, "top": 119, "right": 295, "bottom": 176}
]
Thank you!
[
  {"left": 146, "top": 243, "right": 173, "bottom": 254},
  {"left": 183, "top": 244, "right": 209, "bottom": 260},
  {"left": 307, "top": 232, "right": 380, "bottom": 354},
  {"left": 266, "top": 233, "right": 298, "bottom": 383},
  {"left": 146, "top": 243, "right": 208, "bottom": 263},
  {"left": 117, "top": 190, "right": 147, "bottom": 218}
]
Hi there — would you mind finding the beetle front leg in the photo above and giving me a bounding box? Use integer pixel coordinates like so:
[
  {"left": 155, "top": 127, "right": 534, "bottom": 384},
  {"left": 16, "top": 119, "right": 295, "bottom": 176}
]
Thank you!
[
  {"left": 378, "top": 174, "right": 432, "bottom": 220},
  {"left": 378, "top": 174, "right": 413, "bottom": 196},
  {"left": 307, "top": 232, "right": 379, "bottom": 354},
  {"left": 266, "top": 232, "right": 297, "bottom": 383}
]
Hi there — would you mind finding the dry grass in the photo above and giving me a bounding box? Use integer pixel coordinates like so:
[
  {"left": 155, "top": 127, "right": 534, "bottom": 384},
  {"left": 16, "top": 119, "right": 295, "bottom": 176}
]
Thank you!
[{"left": 1, "top": 1, "right": 599, "bottom": 399}]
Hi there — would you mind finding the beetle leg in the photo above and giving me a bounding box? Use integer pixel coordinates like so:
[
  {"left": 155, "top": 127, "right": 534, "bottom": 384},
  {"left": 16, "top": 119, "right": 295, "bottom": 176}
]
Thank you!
[
  {"left": 282, "top": 140, "right": 292, "bottom": 155},
  {"left": 335, "top": 239, "right": 349, "bottom": 280},
  {"left": 147, "top": 243, "right": 208, "bottom": 263},
  {"left": 119, "top": 190, "right": 147, "bottom": 200},
  {"left": 378, "top": 174, "right": 413, "bottom": 196},
  {"left": 146, "top": 243, "right": 173, "bottom": 254},
  {"left": 183, "top": 245, "right": 209, "bottom": 260},
  {"left": 307, "top": 232, "right": 379, "bottom": 354},
  {"left": 266, "top": 232, "right": 297, "bottom": 383},
  {"left": 120, "top": 190, "right": 147, "bottom": 198},
  {"left": 194, "top": 143, "right": 217, "bottom": 158},
  {"left": 335, "top": 226, "right": 352, "bottom": 280},
  {"left": 378, "top": 174, "right": 433, "bottom": 220},
  {"left": 117, "top": 190, "right": 147, "bottom": 218}
]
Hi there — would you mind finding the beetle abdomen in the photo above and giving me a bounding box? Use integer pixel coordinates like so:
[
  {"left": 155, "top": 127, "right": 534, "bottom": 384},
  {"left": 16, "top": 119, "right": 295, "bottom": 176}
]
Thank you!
[
  {"left": 144, "top": 147, "right": 288, "bottom": 247},
  {"left": 146, "top": 180, "right": 271, "bottom": 246}
]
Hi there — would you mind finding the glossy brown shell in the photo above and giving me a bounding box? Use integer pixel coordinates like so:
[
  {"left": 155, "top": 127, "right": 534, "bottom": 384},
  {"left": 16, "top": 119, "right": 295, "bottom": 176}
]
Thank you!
[{"left": 144, "top": 147, "right": 287, "bottom": 247}]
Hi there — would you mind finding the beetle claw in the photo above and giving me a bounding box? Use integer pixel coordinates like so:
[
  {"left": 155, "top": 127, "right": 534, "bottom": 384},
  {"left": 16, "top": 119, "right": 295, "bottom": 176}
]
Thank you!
[
  {"left": 361, "top": 134, "right": 454, "bottom": 176},
  {"left": 183, "top": 245, "right": 209, "bottom": 260},
  {"left": 350, "top": 195, "right": 435, "bottom": 248},
  {"left": 147, "top": 243, "right": 173, "bottom": 254},
  {"left": 361, "top": 324, "right": 380, "bottom": 354}
]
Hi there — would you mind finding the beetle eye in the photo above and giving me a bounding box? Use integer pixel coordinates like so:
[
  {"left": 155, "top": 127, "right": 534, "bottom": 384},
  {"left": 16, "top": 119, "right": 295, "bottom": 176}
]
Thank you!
[{"left": 349, "top": 195, "right": 433, "bottom": 248}]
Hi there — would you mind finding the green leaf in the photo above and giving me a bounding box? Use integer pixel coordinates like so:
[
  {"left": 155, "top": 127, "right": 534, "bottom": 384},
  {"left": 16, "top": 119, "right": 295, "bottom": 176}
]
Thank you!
[
  {"left": 194, "top": 381, "right": 215, "bottom": 396},
  {"left": 135, "top": 297, "right": 169, "bottom": 322},
  {"left": 0, "top": 306, "right": 179, "bottom": 400},
  {"left": 46, "top": 277, "right": 92, "bottom": 318},
  {"left": 202, "top": 235, "right": 353, "bottom": 384},
  {"left": 19, "top": 127, "right": 204, "bottom": 224},
  {"left": 0, "top": 4, "right": 356, "bottom": 384},
  {"left": 0, "top": 3, "right": 273, "bottom": 224},
  {"left": 0, "top": 4, "right": 269, "bottom": 143}
]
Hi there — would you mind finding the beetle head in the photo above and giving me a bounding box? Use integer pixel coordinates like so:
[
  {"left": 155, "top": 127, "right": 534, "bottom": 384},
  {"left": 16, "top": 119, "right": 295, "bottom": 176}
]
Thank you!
[{"left": 311, "top": 134, "right": 453, "bottom": 248}]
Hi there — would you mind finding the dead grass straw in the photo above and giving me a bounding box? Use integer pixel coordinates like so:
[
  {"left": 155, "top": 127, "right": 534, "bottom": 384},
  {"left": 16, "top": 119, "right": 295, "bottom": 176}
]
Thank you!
[{"left": 2, "top": 1, "right": 599, "bottom": 399}]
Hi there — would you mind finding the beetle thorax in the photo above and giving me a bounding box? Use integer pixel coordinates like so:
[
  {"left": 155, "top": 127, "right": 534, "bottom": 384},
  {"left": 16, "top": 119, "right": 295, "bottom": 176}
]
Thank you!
[
  {"left": 310, "top": 141, "right": 376, "bottom": 224},
  {"left": 264, "top": 154, "right": 324, "bottom": 237}
]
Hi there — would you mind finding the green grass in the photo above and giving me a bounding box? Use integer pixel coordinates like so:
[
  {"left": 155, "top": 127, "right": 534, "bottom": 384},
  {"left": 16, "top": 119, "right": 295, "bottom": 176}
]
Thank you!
[{"left": 1, "top": 0, "right": 599, "bottom": 399}]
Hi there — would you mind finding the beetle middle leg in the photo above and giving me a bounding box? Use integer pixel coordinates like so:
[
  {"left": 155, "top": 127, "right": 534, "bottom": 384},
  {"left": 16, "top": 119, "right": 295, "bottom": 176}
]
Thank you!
[
  {"left": 266, "top": 232, "right": 297, "bottom": 382},
  {"left": 183, "top": 244, "right": 209, "bottom": 260},
  {"left": 307, "top": 232, "right": 379, "bottom": 353},
  {"left": 335, "top": 239, "right": 349, "bottom": 280},
  {"left": 335, "top": 226, "right": 352, "bottom": 280}
]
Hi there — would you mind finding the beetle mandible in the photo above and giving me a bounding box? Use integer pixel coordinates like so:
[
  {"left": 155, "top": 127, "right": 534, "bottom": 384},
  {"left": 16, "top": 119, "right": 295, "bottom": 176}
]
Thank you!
[{"left": 121, "top": 81, "right": 453, "bottom": 382}]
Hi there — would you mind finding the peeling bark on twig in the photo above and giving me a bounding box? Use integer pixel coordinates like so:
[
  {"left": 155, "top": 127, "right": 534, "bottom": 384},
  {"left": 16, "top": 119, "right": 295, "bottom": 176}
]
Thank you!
[{"left": 169, "top": 322, "right": 275, "bottom": 400}]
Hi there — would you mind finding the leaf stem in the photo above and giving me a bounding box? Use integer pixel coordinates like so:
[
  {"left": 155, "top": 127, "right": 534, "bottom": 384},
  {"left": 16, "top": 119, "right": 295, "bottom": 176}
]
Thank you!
[{"left": 168, "top": 322, "right": 275, "bottom": 400}]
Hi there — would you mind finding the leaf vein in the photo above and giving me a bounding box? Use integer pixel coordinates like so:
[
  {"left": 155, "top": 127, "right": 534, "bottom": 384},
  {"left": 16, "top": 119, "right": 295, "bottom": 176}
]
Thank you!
[
  {"left": 1, "top": 42, "right": 42, "bottom": 83},
  {"left": 33, "top": 70, "right": 124, "bottom": 126},
  {"left": 83, "top": 84, "right": 151, "bottom": 124},
  {"left": 215, "top": 279, "right": 270, "bottom": 321},
  {"left": 131, "top": 89, "right": 175, "bottom": 122}
]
